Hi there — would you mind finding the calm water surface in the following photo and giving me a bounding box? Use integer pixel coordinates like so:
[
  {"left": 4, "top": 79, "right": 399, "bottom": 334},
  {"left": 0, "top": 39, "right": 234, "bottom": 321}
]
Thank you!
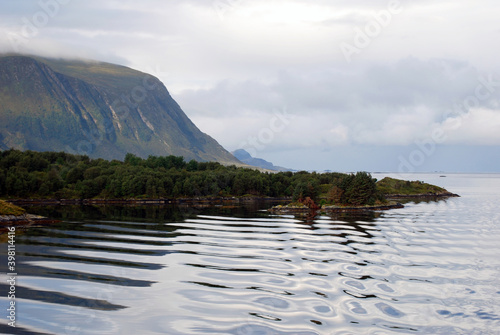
[{"left": 1, "top": 174, "right": 499, "bottom": 334}]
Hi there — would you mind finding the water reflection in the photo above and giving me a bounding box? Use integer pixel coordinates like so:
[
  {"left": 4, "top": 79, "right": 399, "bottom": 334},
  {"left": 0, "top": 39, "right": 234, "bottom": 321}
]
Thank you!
[
  {"left": 21, "top": 199, "right": 280, "bottom": 223},
  {"left": 0, "top": 184, "right": 499, "bottom": 335},
  {"left": 0, "top": 284, "right": 125, "bottom": 310}
]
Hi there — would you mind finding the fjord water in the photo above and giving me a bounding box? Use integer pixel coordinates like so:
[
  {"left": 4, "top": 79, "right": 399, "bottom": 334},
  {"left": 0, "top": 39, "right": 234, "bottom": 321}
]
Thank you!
[{"left": 1, "top": 174, "right": 499, "bottom": 335}]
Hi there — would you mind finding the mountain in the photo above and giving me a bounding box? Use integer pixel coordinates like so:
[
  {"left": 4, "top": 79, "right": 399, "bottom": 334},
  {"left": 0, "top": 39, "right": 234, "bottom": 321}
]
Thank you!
[
  {"left": 0, "top": 54, "right": 241, "bottom": 164},
  {"left": 232, "top": 149, "right": 292, "bottom": 171}
]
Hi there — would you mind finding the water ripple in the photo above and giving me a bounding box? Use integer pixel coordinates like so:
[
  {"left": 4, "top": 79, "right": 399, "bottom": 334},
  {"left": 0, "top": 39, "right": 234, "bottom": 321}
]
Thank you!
[{"left": 1, "top": 174, "right": 500, "bottom": 334}]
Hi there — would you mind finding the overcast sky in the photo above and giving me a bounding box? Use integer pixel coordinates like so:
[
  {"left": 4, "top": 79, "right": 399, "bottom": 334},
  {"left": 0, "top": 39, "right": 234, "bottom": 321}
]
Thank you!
[{"left": 1, "top": 0, "right": 499, "bottom": 172}]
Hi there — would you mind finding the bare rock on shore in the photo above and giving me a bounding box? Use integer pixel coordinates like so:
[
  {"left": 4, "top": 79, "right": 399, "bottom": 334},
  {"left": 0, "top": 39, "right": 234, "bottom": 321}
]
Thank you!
[{"left": 0, "top": 214, "right": 58, "bottom": 226}]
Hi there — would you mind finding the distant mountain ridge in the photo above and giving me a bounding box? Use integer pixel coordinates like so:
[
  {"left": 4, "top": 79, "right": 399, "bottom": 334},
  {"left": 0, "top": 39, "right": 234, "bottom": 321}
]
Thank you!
[
  {"left": 232, "top": 149, "right": 292, "bottom": 171},
  {"left": 0, "top": 54, "right": 241, "bottom": 164}
]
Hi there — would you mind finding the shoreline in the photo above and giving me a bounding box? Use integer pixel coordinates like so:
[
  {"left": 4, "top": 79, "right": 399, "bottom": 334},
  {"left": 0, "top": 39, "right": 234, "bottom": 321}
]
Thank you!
[
  {"left": 385, "top": 192, "right": 460, "bottom": 199},
  {"left": 1, "top": 197, "right": 288, "bottom": 228},
  {"left": 268, "top": 192, "right": 460, "bottom": 215},
  {"left": 269, "top": 202, "right": 405, "bottom": 215},
  {"left": 0, "top": 192, "right": 459, "bottom": 225},
  {"left": 5, "top": 196, "right": 291, "bottom": 206},
  {"left": 3, "top": 191, "right": 459, "bottom": 207},
  {"left": 0, "top": 213, "right": 60, "bottom": 228}
]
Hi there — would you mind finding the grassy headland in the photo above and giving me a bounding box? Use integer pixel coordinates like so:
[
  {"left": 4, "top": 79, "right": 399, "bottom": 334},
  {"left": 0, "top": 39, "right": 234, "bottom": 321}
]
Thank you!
[
  {"left": 0, "top": 199, "right": 25, "bottom": 216},
  {"left": 376, "top": 177, "right": 456, "bottom": 197}
]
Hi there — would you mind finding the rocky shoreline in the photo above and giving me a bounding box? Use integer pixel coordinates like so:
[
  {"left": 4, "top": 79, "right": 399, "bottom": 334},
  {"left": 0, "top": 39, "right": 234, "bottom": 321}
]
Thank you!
[
  {"left": 385, "top": 192, "right": 460, "bottom": 199},
  {"left": 322, "top": 203, "right": 405, "bottom": 212},
  {"left": 1, "top": 191, "right": 458, "bottom": 225},
  {"left": 268, "top": 202, "right": 404, "bottom": 215},
  {"left": 268, "top": 191, "right": 460, "bottom": 216},
  {"left": 0, "top": 213, "right": 59, "bottom": 227},
  {"left": 7, "top": 196, "right": 291, "bottom": 206}
]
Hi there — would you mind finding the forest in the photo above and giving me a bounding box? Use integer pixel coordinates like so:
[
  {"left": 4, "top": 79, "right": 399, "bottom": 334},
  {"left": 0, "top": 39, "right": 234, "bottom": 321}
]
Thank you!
[{"left": 0, "top": 149, "right": 384, "bottom": 206}]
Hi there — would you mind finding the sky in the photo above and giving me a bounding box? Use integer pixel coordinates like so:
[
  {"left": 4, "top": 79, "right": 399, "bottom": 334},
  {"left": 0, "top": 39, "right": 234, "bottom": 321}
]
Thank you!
[{"left": 1, "top": 0, "right": 499, "bottom": 172}]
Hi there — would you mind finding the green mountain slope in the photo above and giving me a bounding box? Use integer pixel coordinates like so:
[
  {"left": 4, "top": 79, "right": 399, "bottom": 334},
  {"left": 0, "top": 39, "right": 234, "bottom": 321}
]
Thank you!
[{"left": 0, "top": 54, "right": 240, "bottom": 164}]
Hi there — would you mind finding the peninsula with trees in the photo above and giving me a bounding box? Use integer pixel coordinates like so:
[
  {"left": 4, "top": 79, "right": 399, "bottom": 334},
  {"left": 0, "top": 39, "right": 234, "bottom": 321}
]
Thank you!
[{"left": 0, "top": 149, "right": 458, "bottom": 220}]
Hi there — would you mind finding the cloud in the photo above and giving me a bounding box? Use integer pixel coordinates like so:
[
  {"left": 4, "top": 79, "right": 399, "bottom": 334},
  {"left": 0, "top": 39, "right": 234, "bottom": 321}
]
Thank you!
[
  {"left": 177, "top": 57, "right": 500, "bottom": 153},
  {"left": 1, "top": 0, "right": 499, "bottom": 171},
  {"left": 2, "top": 1, "right": 499, "bottom": 84},
  {"left": 442, "top": 108, "right": 500, "bottom": 145}
]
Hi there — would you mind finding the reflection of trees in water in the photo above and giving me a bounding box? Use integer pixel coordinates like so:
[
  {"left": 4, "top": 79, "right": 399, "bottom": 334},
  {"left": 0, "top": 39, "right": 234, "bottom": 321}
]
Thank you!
[
  {"left": 18, "top": 201, "right": 390, "bottom": 244},
  {"left": 3, "top": 200, "right": 406, "bottom": 331},
  {"left": 21, "top": 199, "right": 286, "bottom": 223},
  {"left": 293, "top": 209, "right": 380, "bottom": 224},
  {"left": 292, "top": 209, "right": 382, "bottom": 242},
  {"left": 395, "top": 196, "right": 454, "bottom": 205},
  {"left": 19, "top": 204, "right": 197, "bottom": 222}
]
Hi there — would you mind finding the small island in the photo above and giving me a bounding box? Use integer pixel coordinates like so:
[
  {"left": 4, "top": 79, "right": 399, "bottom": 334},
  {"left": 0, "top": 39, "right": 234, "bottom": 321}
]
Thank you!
[{"left": 269, "top": 174, "right": 459, "bottom": 215}]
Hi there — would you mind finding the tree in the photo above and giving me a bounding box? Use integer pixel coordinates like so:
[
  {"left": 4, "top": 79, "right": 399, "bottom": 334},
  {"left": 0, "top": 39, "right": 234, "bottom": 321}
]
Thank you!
[
  {"left": 107, "top": 178, "right": 123, "bottom": 198},
  {"left": 124, "top": 153, "right": 142, "bottom": 166},
  {"left": 83, "top": 166, "right": 102, "bottom": 180},
  {"left": 121, "top": 179, "right": 134, "bottom": 197},
  {"left": 45, "top": 168, "right": 64, "bottom": 193},
  {"left": 172, "top": 181, "right": 183, "bottom": 197},
  {"left": 233, "top": 171, "right": 249, "bottom": 196},
  {"left": 183, "top": 177, "right": 196, "bottom": 197},
  {"left": 5, "top": 167, "right": 29, "bottom": 197},
  {"left": 66, "top": 166, "right": 85, "bottom": 184},
  {"left": 79, "top": 179, "right": 102, "bottom": 199},
  {"left": 326, "top": 186, "right": 344, "bottom": 205},
  {"left": 292, "top": 179, "right": 319, "bottom": 202},
  {"left": 341, "top": 172, "right": 377, "bottom": 205},
  {"left": 19, "top": 155, "right": 49, "bottom": 172},
  {"left": 162, "top": 176, "right": 174, "bottom": 196},
  {"left": 38, "top": 181, "right": 51, "bottom": 196},
  {"left": 146, "top": 177, "right": 158, "bottom": 198},
  {"left": 186, "top": 160, "right": 199, "bottom": 172},
  {"left": 0, "top": 170, "right": 4, "bottom": 195}
]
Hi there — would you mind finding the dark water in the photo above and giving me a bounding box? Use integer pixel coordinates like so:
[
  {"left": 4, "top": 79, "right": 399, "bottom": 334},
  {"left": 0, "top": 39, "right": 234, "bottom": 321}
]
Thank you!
[{"left": 1, "top": 174, "right": 499, "bottom": 335}]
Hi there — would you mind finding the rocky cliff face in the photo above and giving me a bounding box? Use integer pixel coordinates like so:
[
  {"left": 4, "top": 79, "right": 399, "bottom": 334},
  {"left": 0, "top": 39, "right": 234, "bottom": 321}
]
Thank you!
[{"left": 0, "top": 55, "right": 240, "bottom": 164}]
